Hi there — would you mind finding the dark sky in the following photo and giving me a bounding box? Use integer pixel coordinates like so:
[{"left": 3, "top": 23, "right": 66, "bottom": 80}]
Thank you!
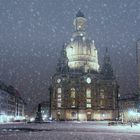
[{"left": 0, "top": 0, "right": 140, "bottom": 111}]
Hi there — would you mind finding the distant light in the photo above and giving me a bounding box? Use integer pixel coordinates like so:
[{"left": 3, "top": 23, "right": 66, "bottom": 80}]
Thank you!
[
  {"left": 82, "top": 37, "right": 86, "bottom": 41},
  {"left": 71, "top": 38, "right": 74, "bottom": 41},
  {"left": 43, "top": 115, "right": 47, "bottom": 118},
  {"left": 80, "top": 33, "right": 83, "bottom": 36},
  {"left": 78, "top": 25, "right": 81, "bottom": 29},
  {"left": 30, "top": 117, "right": 35, "bottom": 122},
  {"left": 15, "top": 116, "right": 25, "bottom": 120},
  {"left": 49, "top": 117, "right": 52, "bottom": 120},
  {"left": 128, "top": 110, "right": 136, "bottom": 116},
  {"left": 0, "top": 114, "right": 7, "bottom": 123},
  {"left": 87, "top": 112, "right": 91, "bottom": 115},
  {"left": 43, "top": 115, "right": 47, "bottom": 120}
]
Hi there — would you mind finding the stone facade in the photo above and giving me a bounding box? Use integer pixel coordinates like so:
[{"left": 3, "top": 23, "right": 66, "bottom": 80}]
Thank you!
[
  {"left": 50, "top": 11, "right": 119, "bottom": 121},
  {"left": 119, "top": 95, "right": 139, "bottom": 123}
]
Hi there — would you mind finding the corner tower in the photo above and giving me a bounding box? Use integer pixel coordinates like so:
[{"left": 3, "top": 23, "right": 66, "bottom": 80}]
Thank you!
[{"left": 101, "top": 48, "right": 114, "bottom": 79}]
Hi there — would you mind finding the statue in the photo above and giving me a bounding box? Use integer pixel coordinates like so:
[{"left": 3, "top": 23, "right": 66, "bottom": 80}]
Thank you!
[{"left": 35, "top": 104, "right": 43, "bottom": 122}]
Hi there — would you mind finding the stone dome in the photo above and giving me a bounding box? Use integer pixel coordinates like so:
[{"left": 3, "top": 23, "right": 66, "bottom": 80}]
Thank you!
[
  {"left": 66, "top": 35, "right": 99, "bottom": 72},
  {"left": 65, "top": 11, "right": 99, "bottom": 72}
]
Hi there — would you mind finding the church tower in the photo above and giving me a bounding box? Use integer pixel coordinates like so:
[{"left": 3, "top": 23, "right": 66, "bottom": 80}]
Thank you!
[
  {"left": 101, "top": 48, "right": 114, "bottom": 79},
  {"left": 50, "top": 11, "right": 118, "bottom": 121}
]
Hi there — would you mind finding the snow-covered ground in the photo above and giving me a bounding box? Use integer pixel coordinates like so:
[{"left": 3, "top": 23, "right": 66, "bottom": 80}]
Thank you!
[{"left": 0, "top": 121, "right": 140, "bottom": 140}]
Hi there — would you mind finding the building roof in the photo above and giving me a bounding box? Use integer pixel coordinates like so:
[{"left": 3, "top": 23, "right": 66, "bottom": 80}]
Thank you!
[
  {"left": 0, "top": 81, "right": 26, "bottom": 104},
  {"left": 119, "top": 94, "right": 138, "bottom": 101}
]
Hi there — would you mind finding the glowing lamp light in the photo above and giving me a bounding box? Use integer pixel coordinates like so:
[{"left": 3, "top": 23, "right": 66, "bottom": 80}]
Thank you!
[
  {"left": 30, "top": 117, "right": 35, "bottom": 122},
  {"left": 87, "top": 112, "right": 91, "bottom": 115},
  {"left": 128, "top": 110, "right": 136, "bottom": 116},
  {"left": 78, "top": 25, "right": 81, "bottom": 29},
  {"left": 49, "top": 117, "right": 52, "bottom": 121},
  {"left": 82, "top": 37, "right": 86, "bottom": 41},
  {"left": 70, "top": 38, "right": 74, "bottom": 42},
  {"left": 43, "top": 115, "right": 47, "bottom": 120}
]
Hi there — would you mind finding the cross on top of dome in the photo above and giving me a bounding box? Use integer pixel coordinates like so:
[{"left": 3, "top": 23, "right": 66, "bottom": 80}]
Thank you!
[{"left": 76, "top": 10, "right": 85, "bottom": 18}]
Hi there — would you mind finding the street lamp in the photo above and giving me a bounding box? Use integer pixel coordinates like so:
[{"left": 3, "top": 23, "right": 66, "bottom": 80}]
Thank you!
[{"left": 128, "top": 109, "right": 137, "bottom": 127}]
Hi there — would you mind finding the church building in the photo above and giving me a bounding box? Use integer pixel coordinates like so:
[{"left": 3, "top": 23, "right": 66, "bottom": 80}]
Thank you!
[{"left": 50, "top": 11, "right": 119, "bottom": 121}]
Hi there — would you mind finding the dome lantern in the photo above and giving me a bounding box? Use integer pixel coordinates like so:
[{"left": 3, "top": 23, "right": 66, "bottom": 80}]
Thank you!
[{"left": 73, "top": 10, "right": 87, "bottom": 31}]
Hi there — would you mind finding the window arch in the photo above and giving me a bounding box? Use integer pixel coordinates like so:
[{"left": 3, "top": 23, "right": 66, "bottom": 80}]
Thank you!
[
  {"left": 57, "top": 88, "right": 62, "bottom": 94},
  {"left": 86, "top": 88, "right": 91, "bottom": 98},
  {"left": 71, "top": 88, "right": 75, "bottom": 98}
]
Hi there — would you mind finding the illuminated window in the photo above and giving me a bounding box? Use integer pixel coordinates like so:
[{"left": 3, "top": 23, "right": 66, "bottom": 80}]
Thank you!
[
  {"left": 86, "top": 99, "right": 91, "bottom": 103},
  {"left": 58, "top": 94, "right": 61, "bottom": 98},
  {"left": 78, "top": 25, "right": 82, "bottom": 29},
  {"left": 71, "top": 99, "right": 75, "bottom": 107},
  {"left": 57, "top": 88, "right": 62, "bottom": 108},
  {"left": 57, "top": 98, "right": 61, "bottom": 102},
  {"left": 57, "top": 111, "right": 60, "bottom": 115},
  {"left": 87, "top": 111, "right": 91, "bottom": 115},
  {"left": 100, "top": 100, "right": 103, "bottom": 106},
  {"left": 71, "top": 88, "right": 75, "bottom": 98},
  {"left": 72, "top": 100, "right": 75, "bottom": 105},
  {"left": 57, "top": 103, "right": 61, "bottom": 108},
  {"left": 86, "top": 104, "right": 91, "bottom": 108},
  {"left": 86, "top": 88, "right": 91, "bottom": 98},
  {"left": 57, "top": 88, "right": 62, "bottom": 94}
]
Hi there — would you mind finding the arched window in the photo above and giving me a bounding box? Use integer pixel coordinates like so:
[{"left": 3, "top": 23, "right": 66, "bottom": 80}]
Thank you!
[
  {"left": 86, "top": 88, "right": 91, "bottom": 98},
  {"left": 57, "top": 88, "right": 62, "bottom": 108},
  {"left": 57, "top": 103, "right": 61, "bottom": 108},
  {"left": 57, "top": 88, "right": 62, "bottom": 94},
  {"left": 86, "top": 104, "right": 91, "bottom": 108},
  {"left": 71, "top": 88, "right": 75, "bottom": 98}
]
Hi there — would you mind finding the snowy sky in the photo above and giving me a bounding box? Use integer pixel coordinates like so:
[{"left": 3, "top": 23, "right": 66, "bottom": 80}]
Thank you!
[{"left": 0, "top": 0, "right": 140, "bottom": 111}]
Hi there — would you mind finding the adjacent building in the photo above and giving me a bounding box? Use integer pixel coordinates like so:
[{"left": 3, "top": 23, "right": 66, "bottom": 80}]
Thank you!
[
  {"left": 50, "top": 11, "right": 119, "bottom": 121},
  {"left": 0, "top": 81, "right": 25, "bottom": 122},
  {"left": 118, "top": 94, "right": 139, "bottom": 123}
]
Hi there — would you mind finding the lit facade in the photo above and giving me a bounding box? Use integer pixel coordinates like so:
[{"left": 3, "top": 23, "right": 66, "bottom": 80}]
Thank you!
[
  {"left": 118, "top": 94, "right": 139, "bottom": 123},
  {"left": 50, "top": 11, "right": 119, "bottom": 121},
  {"left": 0, "top": 82, "right": 25, "bottom": 123},
  {"left": 66, "top": 11, "right": 99, "bottom": 72}
]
